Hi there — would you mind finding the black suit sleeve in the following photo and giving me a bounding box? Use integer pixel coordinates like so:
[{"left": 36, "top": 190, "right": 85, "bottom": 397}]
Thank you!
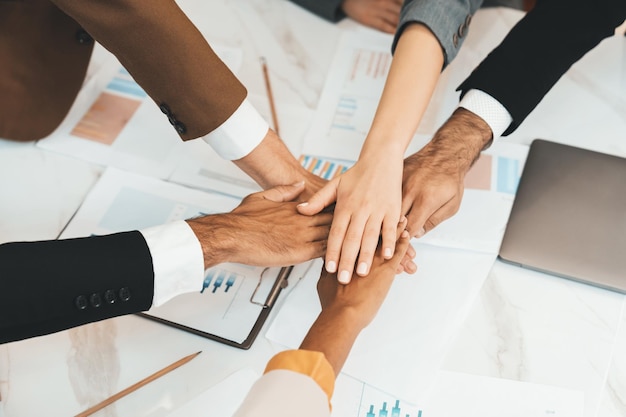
[
  {"left": 288, "top": 0, "right": 346, "bottom": 22},
  {"left": 0, "top": 231, "right": 154, "bottom": 344},
  {"left": 457, "top": 0, "right": 626, "bottom": 135}
]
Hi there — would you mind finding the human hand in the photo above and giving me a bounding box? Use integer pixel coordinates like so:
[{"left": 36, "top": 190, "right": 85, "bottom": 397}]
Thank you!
[
  {"left": 233, "top": 128, "right": 327, "bottom": 200},
  {"left": 297, "top": 158, "right": 407, "bottom": 283},
  {"left": 317, "top": 228, "right": 411, "bottom": 331},
  {"left": 187, "top": 182, "right": 332, "bottom": 269},
  {"left": 298, "top": 229, "right": 410, "bottom": 374},
  {"left": 401, "top": 108, "right": 492, "bottom": 237},
  {"left": 341, "top": 0, "right": 403, "bottom": 34}
]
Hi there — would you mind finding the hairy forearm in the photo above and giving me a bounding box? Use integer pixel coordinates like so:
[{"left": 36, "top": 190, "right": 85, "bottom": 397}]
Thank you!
[
  {"left": 424, "top": 107, "right": 493, "bottom": 173},
  {"left": 185, "top": 214, "right": 236, "bottom": 270},
  {"left": 360, "top": 23, "right": 444, "bottom": 160}
]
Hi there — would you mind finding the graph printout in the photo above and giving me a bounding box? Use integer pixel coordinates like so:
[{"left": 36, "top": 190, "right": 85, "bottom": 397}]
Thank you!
[
  {"left": 330, "top": 371, "right": 583, "bottom": 417},
  {"left": 38, "top": 44, "right": 244, "bottom": 180},
  {"left": 266, "top": 248, "right": 497, "bottom": 401},
  {"left": 301, "top": 29, "right": 393, "bottom": 162},
  {"left": 60, "top": 168, "right": 280, "bottom": 344}
]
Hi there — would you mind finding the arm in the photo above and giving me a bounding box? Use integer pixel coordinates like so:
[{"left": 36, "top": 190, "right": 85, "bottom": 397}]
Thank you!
[
  {"left": 402, "top": 0, "right": 626, "bottom": 235},
  {"left": 0, "top": 231, "right": 155, "bottom": 345},
  {"left": 234, "top": 228, "right": 411, "bottom": 417},
  {"left": 0, "top": 184, "right": 331, "bottom": 345},
  {"left": 49, "top": 0, "right": 323, "bottom": 193},
  {"left": 458, "top": 0, "right": 626, "bottom": 135},
  {"left": 298, "top": 22, "right": 443, "bottom": 282}
]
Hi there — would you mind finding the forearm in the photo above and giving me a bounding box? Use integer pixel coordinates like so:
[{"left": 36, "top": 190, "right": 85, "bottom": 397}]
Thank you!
[
  {"left": 0, "top": 232, "right": 154, "bottom": 344},
  {"left": 232, "top": 128, "right": 321, "bottom": 190},
  {"left": 457, "top": 0, "right": 626, "bottom": 135},
  {"left": 419, "top": 107, "right": 492, "bottom": 173},
  {"left": 360, "top": 23, "right": 443, "bottom": 161},
  {"left": 50, "top": 0, "right": 246, "bottom": 140},
  {"left": 299, "top": 306, "right": 362, "bottom": 375}
]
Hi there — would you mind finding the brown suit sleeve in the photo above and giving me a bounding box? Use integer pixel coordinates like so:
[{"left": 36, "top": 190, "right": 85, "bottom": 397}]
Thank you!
[{"left": 49, "top": 0, "right": 247, "bottom": 141}]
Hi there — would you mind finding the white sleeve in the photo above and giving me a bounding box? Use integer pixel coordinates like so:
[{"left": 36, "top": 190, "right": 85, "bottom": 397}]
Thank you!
[
  {"left": 201, "top": 99, "right": 269, "bottom": 160},
  {"left": 233, "top": 370, "right": 330, "bottom": 417},
  {"left": 139, "top": 221, "right": 205, "bottom": 307},
  {"left": 458, "top": 89, "right": 513, "bottom": 139}
]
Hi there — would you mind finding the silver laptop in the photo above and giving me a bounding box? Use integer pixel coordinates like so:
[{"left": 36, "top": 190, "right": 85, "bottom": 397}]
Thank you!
[{"left": 498, "top": 139, "right": 626, "bottom": 293}]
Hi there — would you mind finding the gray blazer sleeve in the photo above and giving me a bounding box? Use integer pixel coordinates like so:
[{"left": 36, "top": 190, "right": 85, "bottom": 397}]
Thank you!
[
  {"left": 392, "top": 0, "right": 483, "bottom": 67},
  {"left": 288, "top": 0, "right": 346, "bottom": 22}
]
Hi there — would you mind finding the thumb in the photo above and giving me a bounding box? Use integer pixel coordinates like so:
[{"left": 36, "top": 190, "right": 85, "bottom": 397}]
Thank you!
[
  {"left": 297, "top": 178, "right": 339, "bottom": 215},
  {"left": 260, "top": 181, "right": 306, "bottom": 203}
]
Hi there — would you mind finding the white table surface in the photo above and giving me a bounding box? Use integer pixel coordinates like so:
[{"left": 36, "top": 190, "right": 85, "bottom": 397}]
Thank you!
[{"left": 1, "top": 1, "right": 625, "bottom": 416}]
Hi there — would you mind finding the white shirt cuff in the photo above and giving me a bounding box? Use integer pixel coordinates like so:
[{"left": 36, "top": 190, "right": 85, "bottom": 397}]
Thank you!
[
  {"left": 139, "top": 221, "right": 205, "bottom": 307},
  {"left": 458, "top": 89, "right": 513, "bottom": 139},
  {"left": 202, "top": 99, "right": 269, "bottom": 160}
]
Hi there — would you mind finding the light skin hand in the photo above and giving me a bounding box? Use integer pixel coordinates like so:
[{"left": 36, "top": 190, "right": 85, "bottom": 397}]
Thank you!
[
  {"left": 232, "top": 128, "right": 327, "bottom": 201},
  {"left": 402, "top": 108, "right": 493, "bottom": 237},
  {"left": 299, "top": 229, "right": 411, "bottom": 374},
  {"left": 341, "top": 0, "right": 403, "bottom": 34},
  {"left": 296, "top": 24, "right": 440, "bottom": 282},
  {"left": 186, "top": 182, "right": 332, "bottom": 269},
  {"left": 298, "top": 158, "right": 403, "bottom": 283}
]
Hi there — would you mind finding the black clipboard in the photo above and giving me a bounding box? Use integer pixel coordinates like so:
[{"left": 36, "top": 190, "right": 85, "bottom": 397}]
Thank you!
[{"left": 138, "top": 265, "right": 293, "bottom": 350}]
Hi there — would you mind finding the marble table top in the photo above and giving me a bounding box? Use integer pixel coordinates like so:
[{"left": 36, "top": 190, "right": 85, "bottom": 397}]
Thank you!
[{"left": 1, "top": 1, "right": 625, "bottom": 416}]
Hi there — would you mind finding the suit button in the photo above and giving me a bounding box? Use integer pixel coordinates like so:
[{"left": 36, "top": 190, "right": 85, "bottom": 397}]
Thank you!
[
  {"left": 75, "top": 295, "right": 88, "bottom": 310},
  {"left": 76, "top": 29, "right": 93, "bottom": 44},
  {"left": 452, "top": 33, "right": 459, "bottom": 48},
  {"left": 119, "top": 287, "right": 131, "bottom": 302},
  {"left": 104, "top": 289, "right": 117, "bottom": 304},
  {"left": 90, "top": 293, "right": 102, "bottom": 308},
  {"left": 173, "top": 121, "right": 187, "bottom": 134},
  {"left": 458, "top": 24, "right": 466, "bottom": 38},
  {"left": 159, "top": 103, "right": 172, "bottom": 116}
]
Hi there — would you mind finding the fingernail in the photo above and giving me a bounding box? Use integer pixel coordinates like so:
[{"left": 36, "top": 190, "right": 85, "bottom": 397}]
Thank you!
[
  {"left": 326, "top": 260, "right": 337, "bottom": 273},
  {"left": 400, "top": 215, "right": 407, "bottom": 223},
  {"left": 384, "top": 247, "right": 392, "bottom": 258},
  {"left": 356, "top": 262, "right": 368, "bottom": 275},
  {"left": 402, "top": 230, "right": 410, "bottom": 238},
  {"left": 292, "top": 180, "right": 305, "bottom": 186},
  {"left": 297, "top": 202, "right": 309, "bottom": 207},
  {"left": 338, "top": 270, "right": 350, "bottom": 284},
  {"left": 415, "top": 227, "right": 425, "bottom": 237}
]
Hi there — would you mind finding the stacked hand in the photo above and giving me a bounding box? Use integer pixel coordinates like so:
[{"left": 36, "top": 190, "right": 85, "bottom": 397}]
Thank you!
[{"left": 341, "top": 0, "right": 403, "bottom": 34}]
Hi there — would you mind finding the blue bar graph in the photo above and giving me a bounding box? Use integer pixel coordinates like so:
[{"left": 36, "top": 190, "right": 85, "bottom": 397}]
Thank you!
[
  {"left": 364, "top": 399, "right": 422, "bottom": 417},
  {"left": 200, "top": 269, "right": 238, "bottom": 294},
  {"left": 225, "top": 274, "right": 236, "bottom": 292},
  {"left": 496, "top": 156, "right": 520, "bottom": 195}
]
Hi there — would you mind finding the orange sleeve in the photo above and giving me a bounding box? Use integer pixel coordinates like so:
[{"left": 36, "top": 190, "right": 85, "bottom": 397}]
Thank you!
[{"left": 264, "top": 349, "right": 335, "bottom": 404}]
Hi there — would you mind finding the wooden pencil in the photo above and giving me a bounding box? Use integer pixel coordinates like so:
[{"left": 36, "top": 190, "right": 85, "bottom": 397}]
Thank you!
[
  {"left": 260, "top": 57, "right": 280, "bottom": 135},
  {"left": 75, "top": 351, "right": 202, "bottom": 417}
]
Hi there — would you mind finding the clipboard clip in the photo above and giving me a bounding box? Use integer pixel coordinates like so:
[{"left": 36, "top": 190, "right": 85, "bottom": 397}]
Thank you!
[{"left": 250, "top": 266, "right": 293, "bottom": 308}]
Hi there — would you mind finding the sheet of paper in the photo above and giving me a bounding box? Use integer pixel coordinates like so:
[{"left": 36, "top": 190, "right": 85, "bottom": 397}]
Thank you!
[
  {"left": 167, "top": 368, "right": 259, "bottom": 417},
  {"left": 299, "top": 9, "right": 523, "bottom": 163},
  {"left": 60, "top": 168, "right": 281, "bottom": 344},
  {"left": 163, "top": 353, "right": 583, "bottom": 417},
  {"left": 266, "top": 246, "right": 496, "bottom": 401},
  {"left": 37, "top": 45, "right": 243, "bottom": 180},
  {"left": 300, "top": 29, "right": 393, "bottom": 162},
  {"left": 418, "top": 142, "right": 529, "bottom": 254},
  {"left": 331, "top": 371, "right": 584, "bottom": 417}
]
